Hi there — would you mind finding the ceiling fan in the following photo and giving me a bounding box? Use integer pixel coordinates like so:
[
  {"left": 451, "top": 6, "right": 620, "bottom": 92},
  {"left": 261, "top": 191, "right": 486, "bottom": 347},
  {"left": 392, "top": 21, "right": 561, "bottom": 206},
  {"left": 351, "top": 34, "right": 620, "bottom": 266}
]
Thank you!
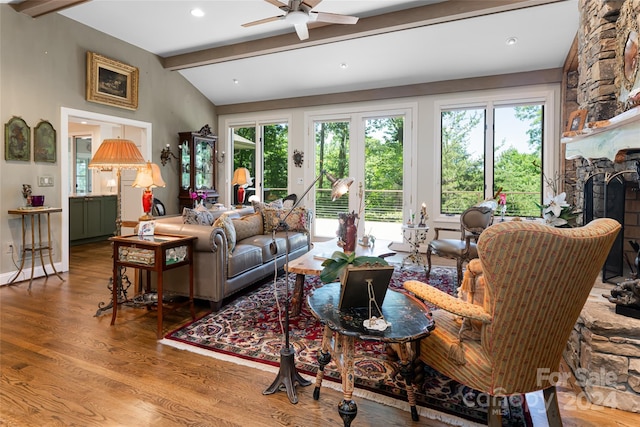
[{"left": 242, "top": 0, "right": 359, "bottom": 41}]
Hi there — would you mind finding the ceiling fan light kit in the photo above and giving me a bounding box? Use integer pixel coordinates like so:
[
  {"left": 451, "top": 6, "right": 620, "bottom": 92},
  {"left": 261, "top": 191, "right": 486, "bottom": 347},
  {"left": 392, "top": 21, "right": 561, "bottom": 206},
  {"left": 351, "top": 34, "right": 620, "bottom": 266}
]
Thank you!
[{"left": 243, "top": 0, "right": 359, "bottom": 41}]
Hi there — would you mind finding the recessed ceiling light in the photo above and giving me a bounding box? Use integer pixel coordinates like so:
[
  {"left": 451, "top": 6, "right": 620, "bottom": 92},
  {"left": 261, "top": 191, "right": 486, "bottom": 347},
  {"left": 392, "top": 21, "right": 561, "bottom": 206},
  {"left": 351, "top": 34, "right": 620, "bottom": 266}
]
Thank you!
[
  {"left": 340, "top": 63, "right": 348, "bottom": 69},
  {"left": 233, "top": 79, "right": 239, "bottom": 85},
  {"left": 191, "top": 8, "right": 204, "bottom": 17},
  {"left": 506, "top": 36, "right": 518, "bottom": 46}
]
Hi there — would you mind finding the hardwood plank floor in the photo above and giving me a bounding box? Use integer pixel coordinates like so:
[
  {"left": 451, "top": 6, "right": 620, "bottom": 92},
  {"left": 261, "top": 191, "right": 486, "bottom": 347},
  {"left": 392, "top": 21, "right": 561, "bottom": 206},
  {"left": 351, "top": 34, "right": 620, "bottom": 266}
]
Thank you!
[{"left": 0, "top": 242, "right": 636, "bottom": 426}]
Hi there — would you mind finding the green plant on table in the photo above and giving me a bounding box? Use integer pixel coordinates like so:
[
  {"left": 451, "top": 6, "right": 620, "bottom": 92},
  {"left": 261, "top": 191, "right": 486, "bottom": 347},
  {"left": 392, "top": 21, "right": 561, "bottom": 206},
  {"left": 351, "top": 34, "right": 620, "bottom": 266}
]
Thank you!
[{"left": 319, "top": 251, "right": 389, "bottom": 283}]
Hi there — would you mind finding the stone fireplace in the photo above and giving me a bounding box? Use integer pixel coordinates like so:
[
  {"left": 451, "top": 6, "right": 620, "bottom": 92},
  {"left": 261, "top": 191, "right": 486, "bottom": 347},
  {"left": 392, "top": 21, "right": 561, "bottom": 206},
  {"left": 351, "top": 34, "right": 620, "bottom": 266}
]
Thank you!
[{"left": 560, "top": 0, "right": 640, "bottom": 414}]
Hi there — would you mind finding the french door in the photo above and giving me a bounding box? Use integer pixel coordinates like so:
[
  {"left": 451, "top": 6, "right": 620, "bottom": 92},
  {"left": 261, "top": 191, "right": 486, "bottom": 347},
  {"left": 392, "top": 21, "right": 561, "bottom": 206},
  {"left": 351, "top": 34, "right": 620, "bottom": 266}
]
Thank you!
[{"left": 311, "top": 109, "right": 413, "bottom": 242}]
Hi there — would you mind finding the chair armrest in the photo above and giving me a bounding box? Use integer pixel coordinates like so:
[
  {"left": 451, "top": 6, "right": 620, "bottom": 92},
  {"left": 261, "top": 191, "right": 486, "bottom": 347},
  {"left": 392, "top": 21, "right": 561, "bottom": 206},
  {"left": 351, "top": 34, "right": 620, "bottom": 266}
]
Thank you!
[
  {"left": 433, "top": 227, "right": 460, "bottom": 240},
  {"left": 404, "top": 280, "right": 492, "bottom": 323}
]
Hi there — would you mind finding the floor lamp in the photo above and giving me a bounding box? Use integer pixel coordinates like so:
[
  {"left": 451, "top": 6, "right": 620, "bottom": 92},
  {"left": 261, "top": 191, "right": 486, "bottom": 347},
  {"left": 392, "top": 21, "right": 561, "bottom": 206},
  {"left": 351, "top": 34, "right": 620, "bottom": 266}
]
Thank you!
[
  {"left": 89, "top": 138, "right": 146, "bottom": 317},
  {"left": 263, "top": 169, "right": 353, "bottom": 404}
]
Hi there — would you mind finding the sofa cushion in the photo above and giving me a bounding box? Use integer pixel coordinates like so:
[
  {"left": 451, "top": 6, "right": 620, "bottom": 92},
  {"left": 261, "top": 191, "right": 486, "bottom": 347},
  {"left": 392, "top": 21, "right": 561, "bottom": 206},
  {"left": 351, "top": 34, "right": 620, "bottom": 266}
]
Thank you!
[
  {"left": 252, "top": 198, "right": 283, "bottom": 213},
  {"left": 213, "top": 214, "right": 236, "bottom": 252},
  {"left": 273, "top": 230, "right": 309, "bottom": 253},
  {"left": 239, "top": 234, "right": 285, "bottom": 262},
  {"left": 232, "top": 212, "right": 264, "bottom": 241},
  {"left": 227, "top": 244, "right": 263, "bottom": 277},
  {"left": 182, "top": 206, "right": 215, "bottom": 226},
  {"left": 262, "top": 207, "right": 308, "bottom": 233}
]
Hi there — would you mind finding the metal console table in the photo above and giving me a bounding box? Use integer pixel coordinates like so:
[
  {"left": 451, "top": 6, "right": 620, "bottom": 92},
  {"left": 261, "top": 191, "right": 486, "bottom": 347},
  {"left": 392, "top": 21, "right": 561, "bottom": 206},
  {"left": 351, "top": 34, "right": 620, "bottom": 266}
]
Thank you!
[{"left": 7, "top": 207, "right": 64, "bottom": 288}]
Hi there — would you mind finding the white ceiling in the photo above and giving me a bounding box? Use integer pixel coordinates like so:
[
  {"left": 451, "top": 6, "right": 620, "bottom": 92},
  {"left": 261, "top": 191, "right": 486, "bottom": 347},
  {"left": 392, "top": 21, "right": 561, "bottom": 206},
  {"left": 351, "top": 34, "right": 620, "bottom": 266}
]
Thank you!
[{"left": 51, "top": 0, "right": 579, "bottom": 106}]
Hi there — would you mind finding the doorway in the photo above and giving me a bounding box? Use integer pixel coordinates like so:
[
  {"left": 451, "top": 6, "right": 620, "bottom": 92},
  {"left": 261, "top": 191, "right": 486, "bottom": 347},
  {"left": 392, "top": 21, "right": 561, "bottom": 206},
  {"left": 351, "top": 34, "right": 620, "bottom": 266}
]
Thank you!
[
  {"left": 60, "top": 107, "right": 152, "bottom": 272},
  {"left": 310, "top": 106, "right": 416, "bottom": 243}
]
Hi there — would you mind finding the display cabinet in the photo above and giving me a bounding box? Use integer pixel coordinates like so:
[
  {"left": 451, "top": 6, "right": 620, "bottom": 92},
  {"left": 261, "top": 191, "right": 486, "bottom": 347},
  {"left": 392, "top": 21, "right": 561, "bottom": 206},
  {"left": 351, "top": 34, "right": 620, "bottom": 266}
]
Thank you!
[{"left": 178, "top": 132, "right": 219, "bottom": 212}]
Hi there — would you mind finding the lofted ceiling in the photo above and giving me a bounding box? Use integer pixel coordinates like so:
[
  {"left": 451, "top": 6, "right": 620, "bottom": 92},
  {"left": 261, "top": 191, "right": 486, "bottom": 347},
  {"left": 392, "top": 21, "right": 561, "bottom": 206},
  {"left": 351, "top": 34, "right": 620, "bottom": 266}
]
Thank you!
[{"left": 10, "top": 0, "right": 579, "bottom": 106}]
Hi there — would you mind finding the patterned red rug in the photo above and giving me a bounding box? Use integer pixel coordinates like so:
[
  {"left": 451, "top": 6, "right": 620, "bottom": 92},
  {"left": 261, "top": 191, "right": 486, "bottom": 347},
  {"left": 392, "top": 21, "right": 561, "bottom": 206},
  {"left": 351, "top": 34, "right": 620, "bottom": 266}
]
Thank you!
[{"left": 162, "top": 265, "right": 530, "bottom": 426}]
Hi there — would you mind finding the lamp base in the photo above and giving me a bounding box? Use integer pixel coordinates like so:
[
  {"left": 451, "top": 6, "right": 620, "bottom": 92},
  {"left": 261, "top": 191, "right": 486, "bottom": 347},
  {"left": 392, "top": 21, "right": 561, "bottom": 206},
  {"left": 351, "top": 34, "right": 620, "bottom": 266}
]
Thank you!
[
  {"left": 138, "top": 213, "right": 154, "bottom": 221},
  {"left": 263, "top": 345, "right": 311, "bottom": 404}
]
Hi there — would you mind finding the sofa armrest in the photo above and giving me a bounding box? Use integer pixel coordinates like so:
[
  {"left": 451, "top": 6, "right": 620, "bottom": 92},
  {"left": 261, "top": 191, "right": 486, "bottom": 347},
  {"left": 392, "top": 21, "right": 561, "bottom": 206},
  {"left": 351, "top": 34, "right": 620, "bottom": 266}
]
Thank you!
[{"left": 153, "top": 221, "right": 225, "bottom": 253}]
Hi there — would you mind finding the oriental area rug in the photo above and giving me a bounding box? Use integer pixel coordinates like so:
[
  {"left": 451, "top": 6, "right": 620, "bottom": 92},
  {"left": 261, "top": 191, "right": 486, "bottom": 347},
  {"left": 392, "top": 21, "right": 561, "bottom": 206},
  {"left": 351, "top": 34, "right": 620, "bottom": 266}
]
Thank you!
[{"left": 161, "top": 265, "right": 531, "bottom": 427}]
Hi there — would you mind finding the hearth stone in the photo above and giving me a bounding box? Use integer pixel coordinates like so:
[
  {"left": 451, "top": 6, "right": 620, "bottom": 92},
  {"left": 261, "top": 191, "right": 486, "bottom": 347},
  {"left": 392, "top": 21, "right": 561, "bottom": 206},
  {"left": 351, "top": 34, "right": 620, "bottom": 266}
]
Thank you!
[{"left": 563, "top": 295, "right": 640, "bottom": 413}]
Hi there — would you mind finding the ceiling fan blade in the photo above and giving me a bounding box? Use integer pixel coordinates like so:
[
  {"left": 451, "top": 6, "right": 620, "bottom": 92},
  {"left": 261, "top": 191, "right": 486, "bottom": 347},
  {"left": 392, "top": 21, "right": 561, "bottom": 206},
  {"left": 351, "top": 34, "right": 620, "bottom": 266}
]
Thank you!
[
  {"left": 311, "top": 12, "right": 358, "bottom": 25},
  {"left": 242, "top": 15, "right": 284, "bottom": 27},
  {"left": 264, "top": 0, "right": 289, "bottom": 11},
  {"left": 302, "top": 0, "right": 323, "bottom": 9},
  {"left": 294, "top": 23, "right": 309, "bottom": 40}
]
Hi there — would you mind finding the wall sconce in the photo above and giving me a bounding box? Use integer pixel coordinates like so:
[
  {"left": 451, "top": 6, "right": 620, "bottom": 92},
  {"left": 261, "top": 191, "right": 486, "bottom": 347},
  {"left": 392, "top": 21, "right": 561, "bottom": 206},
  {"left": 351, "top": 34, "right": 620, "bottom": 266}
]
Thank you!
[
  {"left": 216, "top": 149, "right": 225, "bottom": 163},
  {"left": 160, "top": 144, "right": 178, "bottom": 166}
]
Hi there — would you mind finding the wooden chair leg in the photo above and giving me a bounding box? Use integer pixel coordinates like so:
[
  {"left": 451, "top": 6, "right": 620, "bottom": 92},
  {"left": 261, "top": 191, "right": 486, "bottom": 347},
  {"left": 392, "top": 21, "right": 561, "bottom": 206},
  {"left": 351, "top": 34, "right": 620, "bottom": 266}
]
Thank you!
[
  {"left": 543, "top": 386, "right": 563, "bottom": 427},
  {"left": 456, "top": 259, "right": 464, "bottom": 287},
  {"left": 426, "top": 245, "right": 433, "bottom": 277}
]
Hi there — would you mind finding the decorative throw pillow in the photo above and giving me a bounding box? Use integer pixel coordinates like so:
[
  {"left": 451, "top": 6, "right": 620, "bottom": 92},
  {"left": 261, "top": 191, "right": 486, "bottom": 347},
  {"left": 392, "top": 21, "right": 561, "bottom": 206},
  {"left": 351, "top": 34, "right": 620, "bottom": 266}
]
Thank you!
[
  {"left": 282, "top": 198, "right": 295, "bottom": 209},
  {"left": 251, "top": 198, "right": 284, "bottom": 213},
  {"left": 262, "top": 207, "right": 308, "bottom": 233},
  {"left": 213, "top": 214, "right": 236, "bottom": 252},
  {"left": 232, "top": 212, "right": 264, "bottom": 242},
  {"left": 182, "top": 206, "right": 215, "bottom": 226}
]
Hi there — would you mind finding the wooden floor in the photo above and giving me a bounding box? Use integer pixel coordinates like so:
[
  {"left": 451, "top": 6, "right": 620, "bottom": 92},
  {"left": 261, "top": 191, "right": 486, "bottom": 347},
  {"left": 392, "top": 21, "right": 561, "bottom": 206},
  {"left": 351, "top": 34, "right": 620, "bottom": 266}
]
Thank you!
[{"left": 0, "top": 241, "right": 636, "bottom": 426}]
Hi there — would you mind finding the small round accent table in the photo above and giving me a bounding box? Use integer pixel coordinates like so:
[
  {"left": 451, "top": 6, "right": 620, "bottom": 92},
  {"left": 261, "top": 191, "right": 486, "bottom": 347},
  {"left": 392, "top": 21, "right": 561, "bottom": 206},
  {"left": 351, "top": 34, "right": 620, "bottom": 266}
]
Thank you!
[
  {"left": 401, "top": 225, "right": 429, "bottom": 271},
  {"left": 307, "top": 282, "right": 435, "bottom": 426}
]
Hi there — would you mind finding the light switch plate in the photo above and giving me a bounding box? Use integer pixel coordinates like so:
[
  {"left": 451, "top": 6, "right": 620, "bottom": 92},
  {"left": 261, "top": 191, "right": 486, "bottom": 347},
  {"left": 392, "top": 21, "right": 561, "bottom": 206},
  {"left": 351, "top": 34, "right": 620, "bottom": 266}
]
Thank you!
[{"left": 38, "top": 176, "right": 54, "bottom": 187}]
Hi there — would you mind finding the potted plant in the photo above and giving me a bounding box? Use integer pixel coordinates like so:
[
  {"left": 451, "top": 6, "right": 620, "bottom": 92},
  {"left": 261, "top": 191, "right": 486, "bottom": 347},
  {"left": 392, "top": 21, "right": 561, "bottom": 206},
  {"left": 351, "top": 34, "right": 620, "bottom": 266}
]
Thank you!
[{"left": 319, "top": 251, "right": 389, "bottom": 284}]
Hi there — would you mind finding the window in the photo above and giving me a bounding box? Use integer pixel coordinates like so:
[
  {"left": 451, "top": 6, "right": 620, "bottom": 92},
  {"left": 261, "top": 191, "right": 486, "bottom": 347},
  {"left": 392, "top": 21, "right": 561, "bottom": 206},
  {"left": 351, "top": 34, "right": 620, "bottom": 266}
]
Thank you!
[
  {"left": 440, "top": 99, "right": 545, "bottom": 218},
  {"left": 230, "top": 122, "right": 288, "bottom": 205}
]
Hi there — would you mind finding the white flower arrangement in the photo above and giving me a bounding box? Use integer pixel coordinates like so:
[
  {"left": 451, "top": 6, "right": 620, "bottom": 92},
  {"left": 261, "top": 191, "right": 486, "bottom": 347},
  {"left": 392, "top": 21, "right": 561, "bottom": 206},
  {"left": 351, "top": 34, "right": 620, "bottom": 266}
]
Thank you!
[{"left": 534, "top": 162, "right": 578, "bottom": 227}]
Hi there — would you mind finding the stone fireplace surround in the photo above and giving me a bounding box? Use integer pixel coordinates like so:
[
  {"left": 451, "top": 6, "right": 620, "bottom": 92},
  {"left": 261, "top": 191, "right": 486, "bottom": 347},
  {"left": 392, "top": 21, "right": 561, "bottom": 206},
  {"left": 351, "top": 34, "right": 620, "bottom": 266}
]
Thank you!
[{"left": 559, "top": 0, "right": 640, "bottom": 414}]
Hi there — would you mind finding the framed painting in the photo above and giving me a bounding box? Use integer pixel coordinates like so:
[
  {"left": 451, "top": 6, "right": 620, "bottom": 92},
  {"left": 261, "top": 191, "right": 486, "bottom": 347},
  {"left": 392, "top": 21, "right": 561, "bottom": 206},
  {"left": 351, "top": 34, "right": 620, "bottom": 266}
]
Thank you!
[
  {"left": 5, "top": 116, "right": 30, "bottom": 161},
  {"left": 567, "top": 109, "right": 587, "bottom": 132},
  {"left": 34, "top": 120, "right": 56, "bottom": 163},
  {"left": 86, "top": 52, "right": 139, "bottom": 110}
]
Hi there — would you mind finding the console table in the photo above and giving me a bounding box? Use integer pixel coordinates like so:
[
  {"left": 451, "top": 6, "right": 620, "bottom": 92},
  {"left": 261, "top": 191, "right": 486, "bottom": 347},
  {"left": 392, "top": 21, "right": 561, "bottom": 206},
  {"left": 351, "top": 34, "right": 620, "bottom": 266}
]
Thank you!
[
  {"left": 7, "top": 207, "right": 64, "bottom": 288},
  {"left": 307, "top": 282, "right": 435, "bottom": 426},
  {"left": 109, "top": 234, "right": 197, "bottom": 339}
]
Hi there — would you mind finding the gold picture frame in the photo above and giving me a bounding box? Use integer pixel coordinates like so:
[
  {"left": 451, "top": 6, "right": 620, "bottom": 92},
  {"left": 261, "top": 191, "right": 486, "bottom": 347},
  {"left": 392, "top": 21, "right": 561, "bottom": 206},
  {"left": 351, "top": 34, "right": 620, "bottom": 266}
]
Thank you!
[
  {"left": 86, "top": 52, "right": 139, "bottom": 110},
  {"left": 566, "top": 109, "right": 587, "bottom": 132}
]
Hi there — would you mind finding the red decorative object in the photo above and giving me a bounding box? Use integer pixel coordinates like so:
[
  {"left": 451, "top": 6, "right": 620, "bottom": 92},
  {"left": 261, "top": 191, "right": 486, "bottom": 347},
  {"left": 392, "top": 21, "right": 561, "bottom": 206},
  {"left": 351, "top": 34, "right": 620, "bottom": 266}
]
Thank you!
[
  {"left": 338, "top": 212, "right": 358, "bottom": 254},
  {"left": 237, "top": 186, "right": 246, "bottom": 204}
]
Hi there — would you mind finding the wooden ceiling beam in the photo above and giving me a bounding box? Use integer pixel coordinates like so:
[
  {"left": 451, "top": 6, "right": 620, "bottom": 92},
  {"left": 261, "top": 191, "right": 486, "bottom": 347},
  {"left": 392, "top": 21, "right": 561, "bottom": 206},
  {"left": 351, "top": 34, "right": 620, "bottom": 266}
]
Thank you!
[
  {"left": 163, "top": 0, "right": 566, "bottom": 71},
  {"left": 10, "top": 0, "right": 89, "bottom": 18}
]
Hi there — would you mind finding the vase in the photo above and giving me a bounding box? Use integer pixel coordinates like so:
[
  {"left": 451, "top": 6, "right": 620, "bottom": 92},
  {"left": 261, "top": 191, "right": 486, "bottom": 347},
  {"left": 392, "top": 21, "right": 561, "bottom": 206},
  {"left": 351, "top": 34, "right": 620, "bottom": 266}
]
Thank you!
[{"left": 338, "top": 212, "right": 357, "bottom": 254}]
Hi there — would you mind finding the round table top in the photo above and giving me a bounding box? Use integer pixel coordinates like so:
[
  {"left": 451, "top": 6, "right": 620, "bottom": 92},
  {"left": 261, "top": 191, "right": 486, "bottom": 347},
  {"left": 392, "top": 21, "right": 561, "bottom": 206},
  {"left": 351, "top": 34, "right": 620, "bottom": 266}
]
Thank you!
[{"left": 307, "top": 282, "right": 435, "bottom": 343}]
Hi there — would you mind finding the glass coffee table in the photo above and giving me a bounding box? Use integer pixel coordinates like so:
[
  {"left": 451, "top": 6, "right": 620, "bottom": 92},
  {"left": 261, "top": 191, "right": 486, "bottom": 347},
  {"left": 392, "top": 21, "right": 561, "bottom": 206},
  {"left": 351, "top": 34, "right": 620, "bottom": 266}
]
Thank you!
[
  {"left": 285, "top": 238, "right": 395, "bottom": 317},
  {"left": 307, "top": 282, "right": 435, "bottom": 426}
]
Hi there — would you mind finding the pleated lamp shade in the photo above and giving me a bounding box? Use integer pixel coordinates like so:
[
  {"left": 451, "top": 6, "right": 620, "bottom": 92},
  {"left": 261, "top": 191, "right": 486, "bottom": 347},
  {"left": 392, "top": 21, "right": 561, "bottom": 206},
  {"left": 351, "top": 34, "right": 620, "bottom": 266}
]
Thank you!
[
  {"left": 231, "top": 167, "right": 252, "bottom": 187},
  {"left": 132, "top": 162, "right": 166, "bottom": 189},
  {"left": 88, "top": 138, "right": 146, "bottom": 170}
]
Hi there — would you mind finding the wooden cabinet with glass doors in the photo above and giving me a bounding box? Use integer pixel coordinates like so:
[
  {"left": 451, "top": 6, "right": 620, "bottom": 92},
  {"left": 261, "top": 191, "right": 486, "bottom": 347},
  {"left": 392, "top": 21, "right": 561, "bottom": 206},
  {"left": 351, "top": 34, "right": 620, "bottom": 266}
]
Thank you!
[{"left": 177, "top": 132, "right": 219, "bottom": 212}]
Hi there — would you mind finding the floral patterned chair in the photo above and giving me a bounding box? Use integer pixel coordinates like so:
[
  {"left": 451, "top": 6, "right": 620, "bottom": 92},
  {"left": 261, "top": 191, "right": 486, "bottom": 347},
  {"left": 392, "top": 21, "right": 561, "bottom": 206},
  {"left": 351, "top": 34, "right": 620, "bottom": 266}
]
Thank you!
[{"left": 405, "top": 218, "right": 620, "bottom": 426}]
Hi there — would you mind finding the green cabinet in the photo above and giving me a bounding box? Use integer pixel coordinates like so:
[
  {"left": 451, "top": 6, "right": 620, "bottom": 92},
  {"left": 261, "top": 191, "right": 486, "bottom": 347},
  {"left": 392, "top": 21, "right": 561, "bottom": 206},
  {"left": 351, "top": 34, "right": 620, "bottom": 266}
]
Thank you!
[{"left": 69, "top": 195, "right": 117, "bottom": 244}]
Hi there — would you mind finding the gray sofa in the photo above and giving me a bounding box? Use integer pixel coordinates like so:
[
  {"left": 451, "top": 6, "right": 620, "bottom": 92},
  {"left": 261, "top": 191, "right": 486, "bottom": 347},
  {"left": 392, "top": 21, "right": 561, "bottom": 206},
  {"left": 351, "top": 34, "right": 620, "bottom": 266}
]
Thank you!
[{"left": 151, "top": 206, "right": 311, "bottom": 311}]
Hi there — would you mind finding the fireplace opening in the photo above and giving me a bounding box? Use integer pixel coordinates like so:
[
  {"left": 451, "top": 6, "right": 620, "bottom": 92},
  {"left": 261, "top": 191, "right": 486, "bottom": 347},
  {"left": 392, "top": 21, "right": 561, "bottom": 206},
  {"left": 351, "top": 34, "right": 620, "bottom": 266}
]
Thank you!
[{"left": 584, "top": 170, "right": 639, "bottom": 282}]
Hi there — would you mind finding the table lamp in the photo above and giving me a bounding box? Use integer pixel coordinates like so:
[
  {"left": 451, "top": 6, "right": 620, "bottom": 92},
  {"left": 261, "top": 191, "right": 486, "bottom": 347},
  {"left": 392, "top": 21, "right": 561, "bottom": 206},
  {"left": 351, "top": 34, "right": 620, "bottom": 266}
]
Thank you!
[
  {"left": 132, "top": 161, "right": 166, "bottom": 221},
  {"left": 231, "top": 167, "right": 252, "bottom": 205}
]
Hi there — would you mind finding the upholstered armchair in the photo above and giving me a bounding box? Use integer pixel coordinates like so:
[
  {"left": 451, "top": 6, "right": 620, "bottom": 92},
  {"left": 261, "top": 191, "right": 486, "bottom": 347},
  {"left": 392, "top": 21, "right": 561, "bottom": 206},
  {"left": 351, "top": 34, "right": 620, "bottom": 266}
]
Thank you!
[
  {"left": 405, "top": 218, "right": 620, "bottom": 426},
  {"left": 426, "top": 206, "right": 494, "bottom": 286}
]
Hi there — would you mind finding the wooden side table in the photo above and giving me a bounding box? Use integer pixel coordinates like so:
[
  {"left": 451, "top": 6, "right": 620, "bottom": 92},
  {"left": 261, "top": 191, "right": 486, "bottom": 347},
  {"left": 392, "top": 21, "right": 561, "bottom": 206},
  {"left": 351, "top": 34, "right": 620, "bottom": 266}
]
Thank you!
[
  {"left": 109, "top": 234, "right": 197, "bottom": 339},
  {"left": 7, "top": 207, "right": 64, "bottom": 288},
  {"left": 307, "top": 282, "right": 435, "bottom": 426},
  {"left": 285, "top": 238, "right": 396, "bottom": 317}
]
